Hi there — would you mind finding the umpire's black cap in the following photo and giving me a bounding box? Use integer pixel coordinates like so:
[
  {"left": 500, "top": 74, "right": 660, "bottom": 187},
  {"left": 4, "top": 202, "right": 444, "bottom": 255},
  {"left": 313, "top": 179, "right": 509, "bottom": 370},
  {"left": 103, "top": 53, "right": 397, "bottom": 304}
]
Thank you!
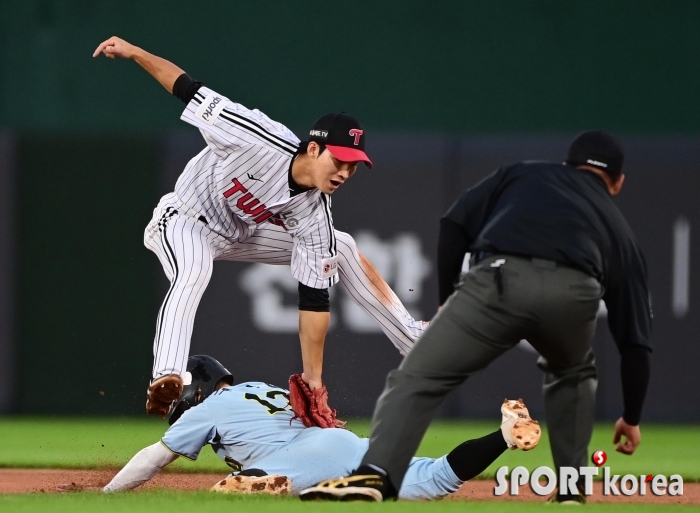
[{"left": 566, "top": 130, "right": 624, "bottom": 177}]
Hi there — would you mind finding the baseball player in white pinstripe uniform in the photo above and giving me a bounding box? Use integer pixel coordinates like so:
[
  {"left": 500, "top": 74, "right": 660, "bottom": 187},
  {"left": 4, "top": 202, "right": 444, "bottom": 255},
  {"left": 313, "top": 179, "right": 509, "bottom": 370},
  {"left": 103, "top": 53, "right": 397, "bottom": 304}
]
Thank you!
[{"left": 93, "top": 37, "right": 427, "bottom": 418}]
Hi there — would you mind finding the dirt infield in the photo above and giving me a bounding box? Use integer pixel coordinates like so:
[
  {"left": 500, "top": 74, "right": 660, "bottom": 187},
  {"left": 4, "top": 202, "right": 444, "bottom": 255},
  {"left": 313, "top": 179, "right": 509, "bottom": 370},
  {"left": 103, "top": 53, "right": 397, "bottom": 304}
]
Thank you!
[
  {"left": 456, "top": 479, "right": 697, "bottom": 505},
  {"left": 0, "top": 469, "right": 697, "bottom": 504}
]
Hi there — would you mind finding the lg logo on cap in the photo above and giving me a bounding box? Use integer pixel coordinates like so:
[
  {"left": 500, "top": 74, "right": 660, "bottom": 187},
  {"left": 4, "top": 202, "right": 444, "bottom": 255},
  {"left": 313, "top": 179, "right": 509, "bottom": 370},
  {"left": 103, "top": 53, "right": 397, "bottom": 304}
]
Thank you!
[{"left": 349, "top": 129, "right": 363, "bottom": 145}]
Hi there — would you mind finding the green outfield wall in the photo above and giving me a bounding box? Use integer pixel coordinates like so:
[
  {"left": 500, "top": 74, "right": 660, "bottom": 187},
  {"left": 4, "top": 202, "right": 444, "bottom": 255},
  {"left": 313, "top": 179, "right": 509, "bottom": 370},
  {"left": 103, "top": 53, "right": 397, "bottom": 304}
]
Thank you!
[
  {"left": 15, "top": 135, "right": 158, "bottom": 413},
  {"left": 1, "top": 1, "right": 699, "bottom": 134},
  {"left": 6, "top": 132, "right": 700, "bottom": 421},
  {"left": 1, "top": 2, "right": 699, "bottom": 418}
]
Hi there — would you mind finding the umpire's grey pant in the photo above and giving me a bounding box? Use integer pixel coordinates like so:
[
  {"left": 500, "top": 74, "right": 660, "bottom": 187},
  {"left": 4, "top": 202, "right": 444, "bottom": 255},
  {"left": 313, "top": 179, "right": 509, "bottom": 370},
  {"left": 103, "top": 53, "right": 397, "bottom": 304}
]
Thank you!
[{"left": 361, "top": 255, "right": 603, "bottom": 492}]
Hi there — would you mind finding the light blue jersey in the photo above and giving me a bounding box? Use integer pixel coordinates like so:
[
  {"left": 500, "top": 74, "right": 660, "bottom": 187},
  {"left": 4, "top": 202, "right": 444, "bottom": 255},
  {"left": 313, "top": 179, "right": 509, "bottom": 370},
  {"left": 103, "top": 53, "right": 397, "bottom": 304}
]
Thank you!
[{"left": 161, "top": 382, "right": 462, "bottom": 499}]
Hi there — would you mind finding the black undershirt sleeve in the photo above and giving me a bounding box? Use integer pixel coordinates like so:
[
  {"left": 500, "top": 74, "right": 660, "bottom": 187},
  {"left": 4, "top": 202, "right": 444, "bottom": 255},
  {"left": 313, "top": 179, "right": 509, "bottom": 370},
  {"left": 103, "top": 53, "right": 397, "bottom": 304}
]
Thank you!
[
  {"left": 604, "top": 271, "right": 653, "bottom": 353},
  {"left": 437, "top": 218, "right": 470, "bottom": 305},
  {"left": 619, "top": 345, "right": 650, "bottom": 426},
  {"left": 172, "top": 73, "right": 204, "bottom": 103},
  {"left": 603, "top": 247, "right": 652, "bottom": 425},
  {"left": 298, "top": 282, "right": 330, "bottom": 312}
]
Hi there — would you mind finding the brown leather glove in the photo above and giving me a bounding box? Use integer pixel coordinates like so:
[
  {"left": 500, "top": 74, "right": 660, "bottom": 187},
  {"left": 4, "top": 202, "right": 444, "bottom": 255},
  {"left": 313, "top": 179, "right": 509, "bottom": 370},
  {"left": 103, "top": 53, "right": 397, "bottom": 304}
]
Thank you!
[{"left": 288, "top": 373, "right": 345, "bottom": 428}]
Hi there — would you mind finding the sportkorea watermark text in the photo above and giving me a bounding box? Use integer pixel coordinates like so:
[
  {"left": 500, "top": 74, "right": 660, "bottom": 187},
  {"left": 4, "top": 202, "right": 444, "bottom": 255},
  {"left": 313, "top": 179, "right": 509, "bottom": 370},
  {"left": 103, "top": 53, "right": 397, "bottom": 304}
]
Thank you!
[{"left": 494, "top": 466, "right": 683, "bottom": 497}]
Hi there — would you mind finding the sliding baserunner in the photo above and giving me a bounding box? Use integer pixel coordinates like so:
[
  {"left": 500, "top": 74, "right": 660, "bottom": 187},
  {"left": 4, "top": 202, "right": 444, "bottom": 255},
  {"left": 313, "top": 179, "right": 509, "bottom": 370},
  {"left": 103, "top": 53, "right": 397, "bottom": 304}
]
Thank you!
[{"left": 103, "top": 355, "right": 541, "bottom": 499}]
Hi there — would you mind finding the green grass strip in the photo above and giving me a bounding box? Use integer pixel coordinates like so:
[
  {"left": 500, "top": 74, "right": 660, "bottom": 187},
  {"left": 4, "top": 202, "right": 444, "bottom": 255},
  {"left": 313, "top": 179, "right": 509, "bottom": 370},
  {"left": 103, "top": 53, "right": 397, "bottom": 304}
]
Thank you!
[
  {"left": 0, "top": 417, "right": 698, "bottom": 479},
  {"left": 1, "top": 491, "right": 699, "bottom": 513}
]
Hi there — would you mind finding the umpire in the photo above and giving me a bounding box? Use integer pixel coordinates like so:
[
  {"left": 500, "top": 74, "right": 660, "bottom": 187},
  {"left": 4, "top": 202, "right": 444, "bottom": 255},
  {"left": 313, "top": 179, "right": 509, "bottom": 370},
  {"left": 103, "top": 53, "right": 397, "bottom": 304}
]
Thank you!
[{"left": 303, "top": 131, "right": 652, "bottom": 503}]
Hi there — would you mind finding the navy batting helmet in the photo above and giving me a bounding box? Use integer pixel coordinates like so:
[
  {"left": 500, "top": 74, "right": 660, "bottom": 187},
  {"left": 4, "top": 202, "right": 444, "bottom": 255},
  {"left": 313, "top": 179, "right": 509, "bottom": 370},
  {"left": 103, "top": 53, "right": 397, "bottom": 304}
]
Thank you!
[{"left": 168, "top": 355, "right": 234, "bottom": 425}]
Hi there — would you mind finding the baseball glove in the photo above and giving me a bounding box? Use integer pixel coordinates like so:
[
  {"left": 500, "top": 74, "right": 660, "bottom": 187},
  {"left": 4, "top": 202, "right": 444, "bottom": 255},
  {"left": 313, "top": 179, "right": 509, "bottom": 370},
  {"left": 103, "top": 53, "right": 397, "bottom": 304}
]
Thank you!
[
  {"left": 146, "top": 374, "right": 183, "bottom": 418},
  {"left": 288, "top": 373, "right": 345, "bottom": 429}
]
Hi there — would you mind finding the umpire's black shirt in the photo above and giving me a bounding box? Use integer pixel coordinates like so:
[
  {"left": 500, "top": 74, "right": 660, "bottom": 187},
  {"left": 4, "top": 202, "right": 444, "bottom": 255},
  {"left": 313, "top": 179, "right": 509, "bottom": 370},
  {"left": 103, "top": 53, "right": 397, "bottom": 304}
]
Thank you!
[{"left": 439, "top": 161, "right": 652, "bottom": 424}]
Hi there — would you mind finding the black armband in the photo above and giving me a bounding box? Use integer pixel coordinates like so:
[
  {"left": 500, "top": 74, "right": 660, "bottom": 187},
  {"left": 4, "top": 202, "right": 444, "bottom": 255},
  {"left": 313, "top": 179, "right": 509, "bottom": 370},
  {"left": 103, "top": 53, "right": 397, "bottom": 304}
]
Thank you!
[
  {"left": 298, "top": 283, "right": 330, "bottom": 312},
  {"left": 173, "top": 73, "right": 203, "bottom": 103}
]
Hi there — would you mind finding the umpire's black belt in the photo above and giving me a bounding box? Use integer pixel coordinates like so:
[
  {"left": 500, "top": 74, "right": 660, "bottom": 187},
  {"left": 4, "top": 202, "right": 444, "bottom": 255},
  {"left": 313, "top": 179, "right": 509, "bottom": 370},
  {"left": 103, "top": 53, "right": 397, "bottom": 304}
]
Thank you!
[{"left": 472, "top": 251, "right": 572, "bottom": 270}]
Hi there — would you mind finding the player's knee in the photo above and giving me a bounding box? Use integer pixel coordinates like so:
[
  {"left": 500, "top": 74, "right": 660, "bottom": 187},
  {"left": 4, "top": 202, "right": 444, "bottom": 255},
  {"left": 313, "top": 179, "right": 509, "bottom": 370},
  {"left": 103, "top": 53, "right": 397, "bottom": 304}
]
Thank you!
[
  {"left": 387, "top": 368, "right": 461, "bottom": 393},
  {"left": 172, "top": 268, "right": 213, "bottom": 291},
  {"left": 334, "top": 230, "right": 358, "bottom": 263},
  {"left": 335, "top": 230, "right": 357, "bottom": 250}
]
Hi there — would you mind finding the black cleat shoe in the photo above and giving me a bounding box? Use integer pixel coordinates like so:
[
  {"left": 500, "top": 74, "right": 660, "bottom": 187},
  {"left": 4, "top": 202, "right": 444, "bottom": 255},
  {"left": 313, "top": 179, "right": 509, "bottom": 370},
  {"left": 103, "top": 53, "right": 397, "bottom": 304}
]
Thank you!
[
  {"left": 299, "top": 466, "right": 393, "bottom": 502},
  {"left": 547, "top": 487, "right": 587, "bottom": 505}
]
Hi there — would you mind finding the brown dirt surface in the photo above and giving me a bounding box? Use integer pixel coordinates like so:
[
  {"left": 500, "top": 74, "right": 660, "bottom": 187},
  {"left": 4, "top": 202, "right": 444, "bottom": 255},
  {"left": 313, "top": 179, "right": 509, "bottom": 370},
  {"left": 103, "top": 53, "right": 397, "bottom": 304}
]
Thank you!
[
  {"left": 0, "top": 469, "right": 218, "bottom": 494},
  {"left": 0, "top": 469, "right": 698, "bottom": 504}
]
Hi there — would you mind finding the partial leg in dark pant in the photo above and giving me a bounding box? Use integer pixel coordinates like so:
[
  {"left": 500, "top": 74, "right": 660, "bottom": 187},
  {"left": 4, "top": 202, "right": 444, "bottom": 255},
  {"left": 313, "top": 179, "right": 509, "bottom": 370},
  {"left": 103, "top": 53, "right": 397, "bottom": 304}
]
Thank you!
[
  {"left": 360, "top": 258, "right": 535, "bottom": 492},
  {"left": 528, "top": 264, "right": 602, "bottom": 474},
  {"left": 360, "top": 256, "right": 604, "bottom": 494},
  {"left": 539, "top": 352, "right": 598, "bottom": 471}
]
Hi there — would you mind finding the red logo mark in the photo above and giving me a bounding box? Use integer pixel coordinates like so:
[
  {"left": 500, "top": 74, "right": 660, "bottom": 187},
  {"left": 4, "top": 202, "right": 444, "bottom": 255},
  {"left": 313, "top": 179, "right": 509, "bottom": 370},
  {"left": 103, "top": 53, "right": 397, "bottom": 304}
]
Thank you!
[
  {"left": 323, "top": 264, "right": 331, "bottom": 273},
  {"left": 349, "top": 129, "right": 363, "bottom": 145},
  {"left": 645, "top": 474, "right": 653, "bottom": 482},
  {"left": 592, "top": 450, "right": 607, "bottom": 467},
  {"left": 222, "top": 177, "right": 274, "bottom": 224}
]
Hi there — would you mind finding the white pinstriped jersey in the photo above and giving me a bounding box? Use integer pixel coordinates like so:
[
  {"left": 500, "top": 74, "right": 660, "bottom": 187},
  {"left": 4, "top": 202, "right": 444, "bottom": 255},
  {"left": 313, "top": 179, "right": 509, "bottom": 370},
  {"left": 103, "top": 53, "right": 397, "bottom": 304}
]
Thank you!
[{"left": 173, "top": 86, "right": 338, "bottom": 288}]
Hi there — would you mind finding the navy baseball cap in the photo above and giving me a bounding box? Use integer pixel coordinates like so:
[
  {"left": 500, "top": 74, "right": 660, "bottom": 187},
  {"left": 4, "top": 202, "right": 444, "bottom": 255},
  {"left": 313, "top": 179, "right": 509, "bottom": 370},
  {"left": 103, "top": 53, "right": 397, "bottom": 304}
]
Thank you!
[
  {"left": 566, "top": 130, "right": 624, "bottom": 177},
  {"left": 308, "top": 113, "right": 373, "bottom": 168}
]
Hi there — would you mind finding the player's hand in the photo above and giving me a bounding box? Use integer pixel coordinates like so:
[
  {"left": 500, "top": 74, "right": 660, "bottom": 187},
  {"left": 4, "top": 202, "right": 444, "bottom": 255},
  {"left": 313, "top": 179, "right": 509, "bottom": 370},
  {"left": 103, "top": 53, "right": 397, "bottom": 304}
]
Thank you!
[
  {"left": 302, "top": 372, "right": 323, "bottom": 392},
  {"left": 613, "top": 417, "right": 641, "bottom": 455},
  {"left": 93, "top": 36, "right": 139, "bottom": 60},
  {"left": 289, "top": 373, "right": 345, "bottom": 429}
]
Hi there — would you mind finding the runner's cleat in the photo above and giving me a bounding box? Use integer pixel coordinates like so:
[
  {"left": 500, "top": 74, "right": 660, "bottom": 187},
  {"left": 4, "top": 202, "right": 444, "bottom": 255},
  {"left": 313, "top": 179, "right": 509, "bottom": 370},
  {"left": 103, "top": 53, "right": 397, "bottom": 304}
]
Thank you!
[
  {"left": 211, "top": 473, "right": 291, "bottom": 495},
  {"left": 501, "top": 398, "right": 541, "bottom": 451},
  {"left": 300, "top": 470, "right": 390, "bottom": 502}
]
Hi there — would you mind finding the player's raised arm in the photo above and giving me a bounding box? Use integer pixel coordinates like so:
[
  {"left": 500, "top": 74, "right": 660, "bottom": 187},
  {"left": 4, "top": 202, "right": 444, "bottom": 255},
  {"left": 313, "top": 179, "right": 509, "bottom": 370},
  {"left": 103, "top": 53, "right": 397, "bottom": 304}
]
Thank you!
[{"left": 93, "top": 36, "right": 185, "bottom": 94}]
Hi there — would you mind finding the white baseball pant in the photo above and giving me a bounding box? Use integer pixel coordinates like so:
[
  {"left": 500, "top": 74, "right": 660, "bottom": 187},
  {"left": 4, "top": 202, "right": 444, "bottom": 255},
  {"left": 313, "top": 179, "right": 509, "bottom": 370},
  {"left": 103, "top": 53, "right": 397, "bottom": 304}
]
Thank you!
[{"left": 144, "top": 204, "right": 427, "bottom": 379}]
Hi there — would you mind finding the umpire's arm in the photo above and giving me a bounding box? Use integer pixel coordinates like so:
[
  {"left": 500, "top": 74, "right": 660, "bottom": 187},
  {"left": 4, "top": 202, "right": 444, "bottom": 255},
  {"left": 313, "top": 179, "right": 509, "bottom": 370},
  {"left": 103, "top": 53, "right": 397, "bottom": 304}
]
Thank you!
[
  {"left": 437, "top": 166, "right": 510, "bottom": 305},
  {"left": 604, "top": 254, "right": 652, "bottom": 455}
]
